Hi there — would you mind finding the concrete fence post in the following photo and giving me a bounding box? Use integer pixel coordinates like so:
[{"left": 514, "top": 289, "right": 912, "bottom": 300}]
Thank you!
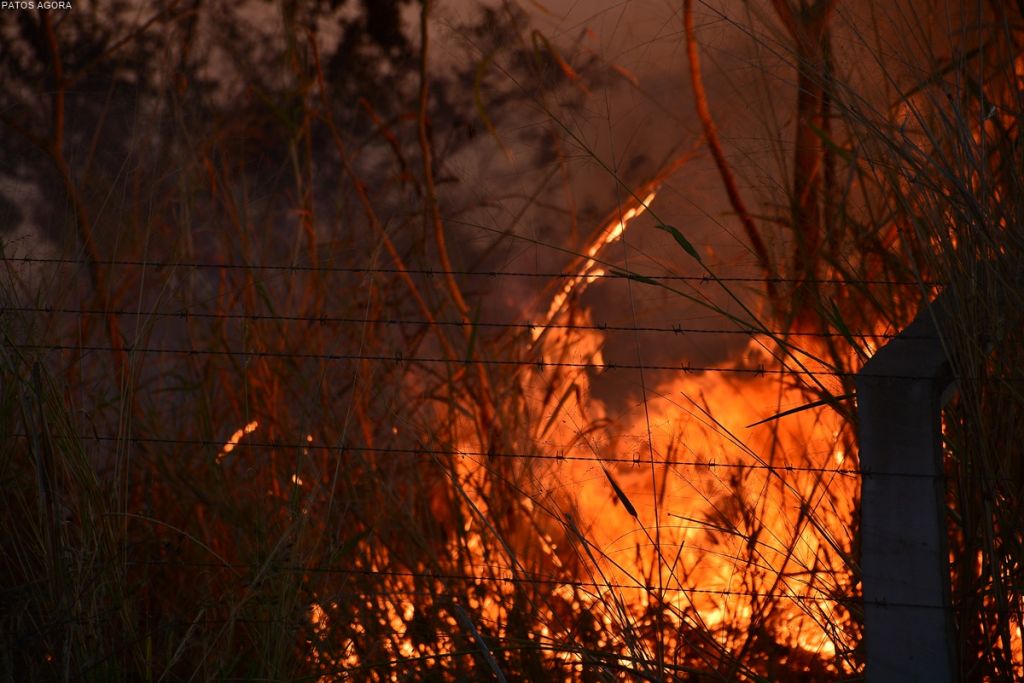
[{"left": 857, "top": 294, "right": 958, "bottom": 682}]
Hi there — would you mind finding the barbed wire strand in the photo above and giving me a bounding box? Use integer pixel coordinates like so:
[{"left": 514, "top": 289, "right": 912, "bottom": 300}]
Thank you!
[
  {"left": 4, "top": 304, "right": 908, "bottom": 340},
  {"left": 125, "top": 558, "right": 1019, "bottom": 614},
  {"left": 19, "top": 433, "right": 1017, "bottom": 482},
  {"left": 11, "top": 431, "right": 858, "bottom": 476},
  {"left": 14, "top": 341, "right": 1021, "bottom": 382},
  {"left": 7, "top": 255, "right": 943, "bottom": 287},
  {"left": 2, "top": 341, "right": 926, "bottom": 380}
]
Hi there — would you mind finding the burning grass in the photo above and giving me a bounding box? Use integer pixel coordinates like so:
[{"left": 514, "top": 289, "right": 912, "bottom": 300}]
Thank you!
[{"left": 1, "top": 1, "right": 1023, "bottom": 680}]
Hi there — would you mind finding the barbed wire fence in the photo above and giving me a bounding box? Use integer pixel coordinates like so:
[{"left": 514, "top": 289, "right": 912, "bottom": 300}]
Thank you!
[{"left": 5, "top": 251, "right": 1015, "bottom": 680}]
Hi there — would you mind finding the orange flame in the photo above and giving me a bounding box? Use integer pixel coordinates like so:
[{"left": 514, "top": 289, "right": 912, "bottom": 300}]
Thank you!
[{"left": 216, "top": 420, "right": 258, "bottom": 463}]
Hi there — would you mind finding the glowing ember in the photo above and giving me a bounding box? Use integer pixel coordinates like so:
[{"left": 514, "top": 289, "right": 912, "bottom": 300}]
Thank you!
[{"left": 216, "top": 420, "right": 258, "bottom": 463}]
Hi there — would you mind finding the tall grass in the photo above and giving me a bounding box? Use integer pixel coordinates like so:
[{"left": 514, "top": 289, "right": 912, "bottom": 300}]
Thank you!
[{"left": 1, "top": 1, "right": 1022, "bottom": 680}]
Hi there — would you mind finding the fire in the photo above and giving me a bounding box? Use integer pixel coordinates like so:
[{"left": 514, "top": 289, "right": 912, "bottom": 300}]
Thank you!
[
  {"left": 533, "top": 191, "right": 657, "bottom": 342},
  {"left": 508, "top": 189, "right": 868, "bottom": 673},
  {"left": 1014, "top": 623, "right": 1023, "bottom": 679},
  {"left": 544, "top": 339, "right": 856, "bottom": 663},
  {"left": 304, "top": 177, "right": 879, "bottom": 678},
  {"left": 216, "top": 420, "right": 258, "bottom": 463}
]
